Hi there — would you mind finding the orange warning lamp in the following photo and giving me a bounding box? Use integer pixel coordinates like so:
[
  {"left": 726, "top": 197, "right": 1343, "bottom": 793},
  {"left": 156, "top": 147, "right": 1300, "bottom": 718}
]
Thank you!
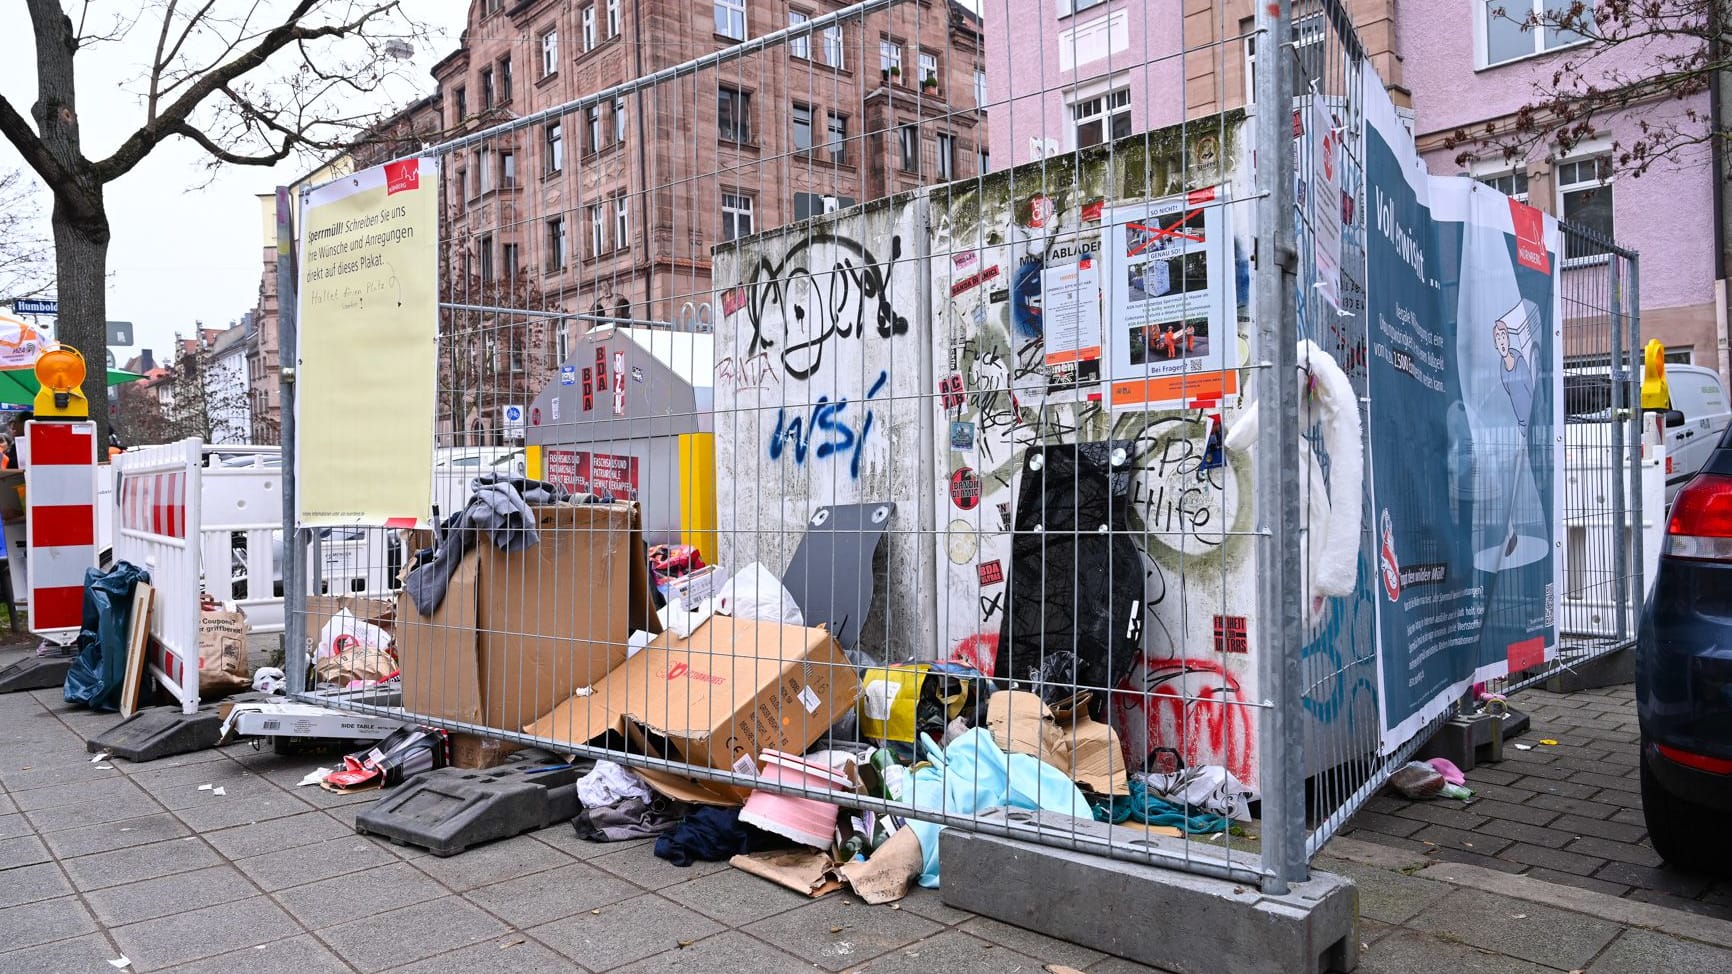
[{"left": 33, "top": 344, "right": 89, "bottom": 418}]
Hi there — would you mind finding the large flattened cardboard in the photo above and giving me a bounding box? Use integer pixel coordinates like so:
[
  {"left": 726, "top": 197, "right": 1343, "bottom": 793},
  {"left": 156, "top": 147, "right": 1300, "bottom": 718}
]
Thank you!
[
  {"left": 396, "top": 503, "right": 657, "bottom": 736},
  {"left": 525, "top": 615, "right": 863, "bottom": 803}
]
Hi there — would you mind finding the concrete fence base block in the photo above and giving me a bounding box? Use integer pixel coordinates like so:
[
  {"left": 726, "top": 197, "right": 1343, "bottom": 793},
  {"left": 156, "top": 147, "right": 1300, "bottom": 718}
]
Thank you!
[
  {"left": 0, "top": 654, "right": 75, "bottom": 694},
  {"left": 87, "top": 705, "right": 228, "bottom": 762},
  {"left": 1415, "top": 708, "right": 1531, "bottom": 771},
  {"left": 939, "top": 809, "right": 1359, "bottom": 974},
  {"left": 1544, "top": 646, "right": 1636, "bottom": 693}
]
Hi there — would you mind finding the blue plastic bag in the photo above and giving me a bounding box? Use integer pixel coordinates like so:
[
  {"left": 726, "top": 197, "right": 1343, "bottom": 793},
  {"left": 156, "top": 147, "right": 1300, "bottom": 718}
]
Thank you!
[
  {"left": 906, "top": 728, "right": 1094, "bottom": 887},
  {"left": 63, "top": 561, "right": 150, "bottom": 712}
]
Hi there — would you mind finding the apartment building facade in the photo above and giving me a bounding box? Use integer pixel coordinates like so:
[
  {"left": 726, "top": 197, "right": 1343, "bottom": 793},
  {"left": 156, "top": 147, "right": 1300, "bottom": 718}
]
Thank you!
[{"left": 984, "top": 0, "right": 1723, "bottom": 377}]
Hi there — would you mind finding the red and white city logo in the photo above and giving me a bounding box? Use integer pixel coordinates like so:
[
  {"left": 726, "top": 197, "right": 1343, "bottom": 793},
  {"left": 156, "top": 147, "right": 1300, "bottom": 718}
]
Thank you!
[
  {"left": 384, "top": 159, "right": 420, "bottom": 195},
  {"left": 1378, "top": 509, "right": 1402, "bottom": 603}
]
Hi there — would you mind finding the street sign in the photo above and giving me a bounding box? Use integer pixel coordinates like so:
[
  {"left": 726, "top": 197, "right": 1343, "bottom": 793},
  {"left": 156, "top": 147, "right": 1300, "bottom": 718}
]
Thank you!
[
  {"left": 107, "top": 321, "right": 133, "bottom": 346},
  {"left": 13, "top": 298, "right": 56, "bottom": 316},
  {"left": 560, "top": 365, "right": 577, "bottom": 385},
  {"left": 503, "top": 403, "right": 525, "bottom": 440}
]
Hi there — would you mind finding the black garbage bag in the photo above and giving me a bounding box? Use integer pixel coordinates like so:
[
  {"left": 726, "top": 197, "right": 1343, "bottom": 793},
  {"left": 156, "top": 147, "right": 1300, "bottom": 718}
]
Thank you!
[
  {"left": 997, "top": 443, "right": 1143, "bottom": 720},
  {"left": 63, "top": 560, "right": 151, "bottom": 711}
]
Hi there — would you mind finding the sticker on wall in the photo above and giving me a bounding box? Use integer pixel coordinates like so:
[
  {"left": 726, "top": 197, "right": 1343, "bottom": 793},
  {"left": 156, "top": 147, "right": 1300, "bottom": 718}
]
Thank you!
[
  {"left": 953, "top": 249, "right": 978, "bottom": 270},
  {"left": 949, "top": 467, "right": 982, "bottom": 511},
  {"left": 1082, "top": 199, "right": 1105, "bottom": 222},
  {"left": 939, "top": 374, "right": 966, "bottom": 410},
  {"left": 721, "top": 286, "right": 747, "bottom": 317},
  {"left": 595, "top": 348, "right": 608, "bottom": 391},
  {"left": 612, "top": 352, "right": 627, "bottom": 416},
  {"left": 551, "top": 397, "right": 561, "bottom": 421},
  {"left": 946, "top": 519, "right": 979, "bottom": 564},
  {"left": 581, "top": 369, "right": 594, "bottom": 411},
  {"left": 996, "top": 502, "right": 1012, "bottom": 532},
  {"left": 977, "top": 559, "right": 1004, "bottom": 586},
  {"left": 1011, "top": 256, "right": 1045, "bottom": 340},
  {"left": 1026, "top": 194, "right": 1055, "bottom": 228},
  {"left": 949, "top": 264, "right": 1000, "bottom": 297},
  {"left": 1213, "top": 615, "right": 1249, "bottom": 654},
  {"left": 949, "top": 421, "right": 976, "bottom": 452},
  {"left": 560, "top": 365, "right": 577, "bottom": 386},
  {"left": 530, "top": 407, "right": 541, "bottom": 426},
  {"left": 631, "top": 366, "right": 645, "bottom": 383}
]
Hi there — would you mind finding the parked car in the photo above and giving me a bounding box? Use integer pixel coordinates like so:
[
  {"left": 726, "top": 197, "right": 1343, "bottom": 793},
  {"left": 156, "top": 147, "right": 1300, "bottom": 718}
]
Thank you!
[
  {"left": 1658, "top": 364, "right": 1730, "bottom": 505},
  {"left": 1636, "top": 419, "right": 1732, "bottom": 870}
]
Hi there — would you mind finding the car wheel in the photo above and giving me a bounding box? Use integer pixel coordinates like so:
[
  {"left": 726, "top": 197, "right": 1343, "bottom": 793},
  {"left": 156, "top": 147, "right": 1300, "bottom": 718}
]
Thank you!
[{"left": 1641, "top": 747, "right": 1732, "bottom": 872}]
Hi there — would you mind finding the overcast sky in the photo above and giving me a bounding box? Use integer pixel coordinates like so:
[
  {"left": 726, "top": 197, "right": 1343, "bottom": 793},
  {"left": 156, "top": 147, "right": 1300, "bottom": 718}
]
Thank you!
[{"left": 0, "top": 3, "right": 471, "bottom": 362}]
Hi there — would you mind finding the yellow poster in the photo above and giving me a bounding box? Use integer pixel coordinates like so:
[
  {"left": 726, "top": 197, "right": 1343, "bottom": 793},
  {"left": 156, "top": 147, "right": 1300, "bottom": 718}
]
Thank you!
[{"left": 296, "top": 158, "right": 438, "bottom": 526}]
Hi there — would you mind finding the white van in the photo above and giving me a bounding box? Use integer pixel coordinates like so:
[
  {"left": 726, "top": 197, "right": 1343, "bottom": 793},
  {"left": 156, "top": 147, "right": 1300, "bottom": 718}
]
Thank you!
[{"left": 1661, "top": 364, "right": 1731, "bottom": 504}]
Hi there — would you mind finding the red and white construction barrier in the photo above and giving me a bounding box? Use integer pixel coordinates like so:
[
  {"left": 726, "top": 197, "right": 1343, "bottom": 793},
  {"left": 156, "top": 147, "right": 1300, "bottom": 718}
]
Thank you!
[{"left": 22, "top": 421, "right": 99, "bottom": 638}]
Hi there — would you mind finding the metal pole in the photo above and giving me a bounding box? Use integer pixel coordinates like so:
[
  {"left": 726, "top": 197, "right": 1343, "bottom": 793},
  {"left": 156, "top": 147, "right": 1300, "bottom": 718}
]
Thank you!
[
  {"left": 278, "top": 186, "right": 309, "bottom": 696},
  {"left": 1607, "top": 253, "right": 1628, "bottom": 642},
  {"left": 914, "top": 195, "right": 940, "bottom": 659},
  {"left": 1626, "top": 254, "right": 1645, "bottom": 624},
  {"left": 1253, "top": 0, "right": 1306, "bottom": 894}
]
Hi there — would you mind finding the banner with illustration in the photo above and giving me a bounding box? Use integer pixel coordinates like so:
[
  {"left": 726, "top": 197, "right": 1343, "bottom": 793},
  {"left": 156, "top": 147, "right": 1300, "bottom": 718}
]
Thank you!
[{"left": 1364, "top": 65, "right": 1564, "bottom": 750}]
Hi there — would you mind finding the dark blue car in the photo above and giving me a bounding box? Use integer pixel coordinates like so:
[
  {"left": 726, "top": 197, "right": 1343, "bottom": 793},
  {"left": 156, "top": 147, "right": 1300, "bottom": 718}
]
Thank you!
[{"left": 1638, "top": 420, "right": 1732, "bottom": 870}]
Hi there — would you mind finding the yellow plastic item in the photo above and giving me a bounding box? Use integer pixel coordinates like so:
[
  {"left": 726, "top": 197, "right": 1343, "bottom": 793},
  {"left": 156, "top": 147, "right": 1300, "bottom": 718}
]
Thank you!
[
  {"left": 33, "top": 344, "right": 89, "bottom": 418},
  {"left": 1640, "top": 338, "right": 1670, "bottom": 411},
  {"left": 677, "top": 432, "right": 717, "bottom": 557},
  {"left": 857, "top": 663, "right": 971, "bottom": 744},
  {"left": 525, "top": 444, "right": 544, "bottom": 481}
]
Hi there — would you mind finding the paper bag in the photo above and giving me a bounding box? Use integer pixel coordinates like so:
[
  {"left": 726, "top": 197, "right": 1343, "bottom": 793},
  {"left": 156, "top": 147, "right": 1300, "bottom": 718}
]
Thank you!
[
  {"left": 197, "top": 599, "right": 252, "bottom": 698},
  {"left": 729, "top": 849, "right": 841, "bottom": 898}
]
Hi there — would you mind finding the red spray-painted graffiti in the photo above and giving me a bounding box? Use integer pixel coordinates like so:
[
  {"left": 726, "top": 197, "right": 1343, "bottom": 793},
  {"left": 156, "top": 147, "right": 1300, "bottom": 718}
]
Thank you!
[
  {"left": 1112, "top": 656, "right": 1255, "bottom": 782},
  {"left": 950, "top": 633, "right": 999, "bottom": 676}
]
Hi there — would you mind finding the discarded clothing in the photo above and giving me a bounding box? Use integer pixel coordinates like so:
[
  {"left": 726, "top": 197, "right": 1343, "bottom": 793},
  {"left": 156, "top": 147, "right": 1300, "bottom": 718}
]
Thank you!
[
  {"left": 1093, "top": 778, "right": 1231, "bottom": 835},
  {"left": 572, "top": 796, "right": 689, "bottom": 842},
  {"left": 654, "top": 806, "right": 782, "bottom": 866},
  {"left": 906, "top": 728, "right": 1094, "bottom": 888},
  {"left": 1141, "top": 766, "right": 1255, "bottom": 822},
  {"left": 576, "top": 760, "right": 654, "bottom": 809},
  {"left": 63, "top": 561, "right": 151, "bottom": 712},
  {"left": 404, "top": 476, "right": 571, "bottom": 615}
]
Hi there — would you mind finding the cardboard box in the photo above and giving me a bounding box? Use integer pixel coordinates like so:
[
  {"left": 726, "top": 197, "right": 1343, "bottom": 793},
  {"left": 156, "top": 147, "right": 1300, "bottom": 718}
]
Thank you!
[
  {"left": 304, "top": 595, "right": 398, "bottom": 652},
  {"left": 987, "top": 690, "right": 1130, "bottom": 796},
  {"left": 448, "top": 732, "right": 515, "bottom": 770},
  {"left": 395, "top": 503, "right": 659, "bottom": 743},
  {"left": 525, "top": 615, "right": 863, "bottom": 804}
]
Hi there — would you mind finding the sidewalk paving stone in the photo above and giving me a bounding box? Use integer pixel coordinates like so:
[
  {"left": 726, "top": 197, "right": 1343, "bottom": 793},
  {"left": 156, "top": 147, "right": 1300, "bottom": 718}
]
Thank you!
[
  {"left": 276, "top": 860, "right": 450, "bottom": 931},
  {"left": 1317, "top": 858, "right": 1451, "bottom": 925},
  {"left": 852, "top": 929, "right": 1047, "bottom": 974},
  {"left": 83, "top": 863, "right": 259, "bottom": 927},
  {"left": 657, "top": 864, "right": 820, "bottom": 926},
  {"left": 1358, "top": 928, "right": 1558, "bottom": 974},
  {"left": 109, "top": 894, "right": 302, "bottom": 970},
  {"left": 234, "top": 832, "right": 399, "bottom": 891},
  {"left": 743, "top": 894, "right": 942, "bottom": 971},
  {"left": 463, "top": 861, "right": 642, "bottom": 928},
  {"left": 167, "top": 935, "right": 357, "bottom": 974},
  {"left": 529, "top": 893, "right": 726, "bottom": 971},
  {"left": 378, "top": 937, "right": 584, "bottom": 974},
  {"left": 587, "top": 843, "right": 732, "bottom": 890},
  {"left": 0, "top": 933, "right": 122, "bottom": 974},
  {"left": 412, "top": 833, "right": 578, "bottom": 891},
  {"left": 62, "top": 835, "right": 223, "bottom": 891},
  {"left": 0, "top": 860, "right": 73, "bottom": 909},
  {"left": 41, "top": 812, "right": 191, "bottom": 859},
  {"left": 1408, "top": 888, "right": 1620, "bottom": 969},
  {"left": 605, "top": 930, "right": 813, "bottom": 974},
  {"left": 1587, "top": 928, "right": 1732, "bottom": 973},
  {"left": 319, "top": 895, "right": 511, "bottom": 973},
  {"left": 0, "top": 895, "right": 101, "bottom": 952}
]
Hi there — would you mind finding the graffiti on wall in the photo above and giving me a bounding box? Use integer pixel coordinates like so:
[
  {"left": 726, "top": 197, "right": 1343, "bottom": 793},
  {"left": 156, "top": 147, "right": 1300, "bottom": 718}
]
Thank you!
[{"left": 744, "top": 233, "right": 909, "bottom": 382}]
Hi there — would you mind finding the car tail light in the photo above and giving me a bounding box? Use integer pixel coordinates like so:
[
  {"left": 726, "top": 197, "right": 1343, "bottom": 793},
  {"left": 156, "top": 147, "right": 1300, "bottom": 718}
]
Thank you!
[
  {"left": 1664, "top": 473, "right": 1732, "bottom": 561},
  {"left": 1656, "top": 742, "right": 1732, "bottom": 775}
]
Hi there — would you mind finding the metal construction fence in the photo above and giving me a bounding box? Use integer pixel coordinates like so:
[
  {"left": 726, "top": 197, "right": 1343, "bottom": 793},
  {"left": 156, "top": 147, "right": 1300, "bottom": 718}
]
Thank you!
[{"left": 278, "top": 0, "right": 1646, "bottom": 901}]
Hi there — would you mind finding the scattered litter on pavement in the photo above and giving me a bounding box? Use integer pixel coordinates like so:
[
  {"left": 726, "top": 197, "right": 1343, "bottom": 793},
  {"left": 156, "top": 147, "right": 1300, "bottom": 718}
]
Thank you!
[
  {"left": 1514, "top": 743, "right": 1534, "bottom": 750},
  {"left": 1046, "top": 966, "right": 1088, "bottom": 974},
  {"left": 298, "top": 768, "right": 334, "bottom": 787},
  {"left": 107, "top": 957, "right": 130, "bottom": 969},
  {"left": 93, "top": 764, "right": 112, "bottom": 771},
  {"left": 198, "top": 784, "right": 212, "bottom": 791},
  {"left": 213, "top": 786, "right": 225, "bottom": 796},
  {"left": 1538, "top": 739, "right": 1559, "bottom": 746},
  {"left": 499, "top": 937, "right": 526, "bottom": 949},
  {"left": 90, "top": 750, "right": 111, "bottom": 764}
]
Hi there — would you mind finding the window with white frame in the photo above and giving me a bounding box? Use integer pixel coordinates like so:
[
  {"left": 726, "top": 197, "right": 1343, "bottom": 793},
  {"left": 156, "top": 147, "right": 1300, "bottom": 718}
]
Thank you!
[
  {"left": 1476, "top": 168, "right": 1529, "bottom": 202},
  {"left": 499, "top": 56, "right": 513, "bottom": 102},
  {"left": 1481, "top": 0, "right": 1591, "bottom": 67},
  {"left": 557, "top": 319, "right": 573, "bottom": 363},
  {"left": 589, "top": 203, "right": 607, "bottom": 256},
  {"left": 793, "top": 103, "right": 814, "bottom": 153},
  {"left": 545, "top": 122, "right": 564, "bottom": 173},
  {"left": 478, "top": 151, "right": 493, "bottom": 193},
  {"left": 823, "top": 25, "right": 844, "bottom": 68},
  {"left": 540, "top": 29, "right": 559, "bottom": 77},
  {"left": 613, "top": 97, "right": 627, "bottom": 144},
  {"left": 615, "top": 196, "right": 629, "bottom": 245},
  {"left": 587, "top": 105, "right": 602, "bottom": 153},
  {"left": 935, "top": 132, "right": 954, "bottom": 180},
  {"left": 1243, "top": 13, "right": 1324, "bottom": 105},
  {"left": 974, "top": 68, "right": 987, "bottom": 108},
  {"left": 1058, "top": 0, "right": 1108, "bottom": 15},
  {"left": 546, "top": 217, "right": 568, "bottom": 270},
  {"left": 827, "top": 112, "right": 846, "bottom": 163},
  {"left": 789, "top": 10, "right": 811, "bottom": 59},
  {"left": 481, "top": 67, "right": 495, "bottom": 109},
  {"left": 583, "top": 4, "right": 597, "bottom": 50},
  {"left": 718, "top": 86, "right": 751, "bottom": 142},
  {"left": 899, "top": 124, "right": 919, "bottom": 172},
  {"left": 716, "top": 0, "right": 746, "bottom": 40},
  {"left": 500, "top": 150, "right": 516, "bottom": 189},
  {"left": 918, "top": 51, "right": 938, "bottom": 86},
  {"left": 1557, "top": 155, "right": 1614, "bottom": 260},
  {"left": 1071, "top": 88, "right": 1131, "bottom": 148},
  {"left": 722, "top": 192, "right": 755, "bottom": 240},
  {"left": 880, "top": 39, "right": 902, "bottom": 76},
  {"left": 607, "top": 0, "right": 621, "bottom": 36},
  {"left": 979, "top": 147, "right": 991, "bottom": 172}
]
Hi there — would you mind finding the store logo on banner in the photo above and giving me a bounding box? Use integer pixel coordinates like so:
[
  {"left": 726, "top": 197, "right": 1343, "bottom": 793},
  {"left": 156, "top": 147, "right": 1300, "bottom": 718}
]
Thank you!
[
  {"left": 1509, "top": 199, "right": 1550, "bottom": 273},
  {"left": 384, "top": 159, "right": 419, "bottom": 195},
  {"left": 1379, "top": 509, "right": 1402, "bottom": 602}
]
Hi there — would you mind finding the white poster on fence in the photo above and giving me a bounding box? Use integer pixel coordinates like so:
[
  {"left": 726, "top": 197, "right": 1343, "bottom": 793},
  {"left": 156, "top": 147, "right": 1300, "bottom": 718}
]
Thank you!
[
  {"left": 296, "top": 158, "right": 439, "bottom": 527},
  {"left": 1309, "top": 93, "right": 1344, "bottom": 310},
  {"left": 1101, "top": 188, "right": 1239, "bottom": 410}
]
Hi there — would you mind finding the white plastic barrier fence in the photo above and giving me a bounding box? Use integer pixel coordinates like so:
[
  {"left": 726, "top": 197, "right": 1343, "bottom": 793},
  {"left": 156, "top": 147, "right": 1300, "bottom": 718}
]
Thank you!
[
  {"left": 114, "top": 439, "right": 203, "bottom": 714},
  {"left": 22, "top": 421, "right": 100, "bottom": 641},
  {"left": 1560, "top": 417, "right": 1665, "bottom": 640},
  {"left": 198, "top": 448, "right": 287, "bottom": 634}
]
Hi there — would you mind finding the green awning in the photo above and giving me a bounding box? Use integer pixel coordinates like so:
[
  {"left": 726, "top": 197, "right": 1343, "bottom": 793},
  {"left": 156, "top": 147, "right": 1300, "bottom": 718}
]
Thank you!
[{"left": 0, "top": 368, "right": 144, "bottom": 407}]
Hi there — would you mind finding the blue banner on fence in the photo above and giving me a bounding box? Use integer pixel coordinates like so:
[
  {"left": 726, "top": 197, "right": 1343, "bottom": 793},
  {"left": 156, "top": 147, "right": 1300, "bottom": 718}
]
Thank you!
[{"left": 1364, "top": 65, "right": 1564, "bottom": 751}]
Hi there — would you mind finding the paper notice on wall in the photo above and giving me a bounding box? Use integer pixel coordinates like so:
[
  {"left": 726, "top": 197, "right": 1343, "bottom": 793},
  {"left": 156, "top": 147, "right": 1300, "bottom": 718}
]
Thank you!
[
  {"left": 1041, "top": 257, "right": 1103, "bottom": 395},
  {"left": 296, "top": 157, "right": 439, "bottom": 526},
  {"left": 1102, "top": 188, "right": 1238, "bottom": 410},
  {"left": 1309, "top": 94, "right": 1344, "bottom": 311}
]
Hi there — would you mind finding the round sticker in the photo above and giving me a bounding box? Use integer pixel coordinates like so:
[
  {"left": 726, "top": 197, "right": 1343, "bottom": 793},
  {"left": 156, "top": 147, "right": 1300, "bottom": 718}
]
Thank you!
[
  {"left": 946, "top": 519, "right": 979, "bottom": 564},
  {"left": 950, "top": 468, "right": 982, "bottom": 511},
  {"left": 531, "top": 407, "right": 541, "bottom": 426},
  {"left": 505, "top": 405, "right": 522, "bottom": 421}
]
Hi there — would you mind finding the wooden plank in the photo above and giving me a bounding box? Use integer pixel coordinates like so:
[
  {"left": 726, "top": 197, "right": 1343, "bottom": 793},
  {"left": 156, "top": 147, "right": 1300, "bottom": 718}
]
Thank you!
[{"left": 119, "top": 582, "right": 153, "bottom": 718}]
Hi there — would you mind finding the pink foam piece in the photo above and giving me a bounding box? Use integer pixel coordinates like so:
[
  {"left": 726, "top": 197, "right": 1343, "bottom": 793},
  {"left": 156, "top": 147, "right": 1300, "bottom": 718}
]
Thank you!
[
  {"left": 738, "top": 750, "right": 851, "bottom": 849},
  {"left": 1427, "top": 757, "right": 1466, "bottom": 786}
]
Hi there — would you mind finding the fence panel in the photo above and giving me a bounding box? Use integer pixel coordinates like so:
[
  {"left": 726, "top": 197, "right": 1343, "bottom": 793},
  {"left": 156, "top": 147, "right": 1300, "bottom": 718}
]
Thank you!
[{"left": 114, "top": 439, "right": 204, "bottom": 714}]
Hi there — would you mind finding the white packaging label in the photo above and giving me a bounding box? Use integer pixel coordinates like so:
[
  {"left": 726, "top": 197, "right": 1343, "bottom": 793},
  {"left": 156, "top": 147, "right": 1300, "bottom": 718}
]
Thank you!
[
  {"left": 798, "top": 685, "right": 822, "bottom": 715},
  {"left": 732, "top": 753, "right": 759, "bottom": 776}
]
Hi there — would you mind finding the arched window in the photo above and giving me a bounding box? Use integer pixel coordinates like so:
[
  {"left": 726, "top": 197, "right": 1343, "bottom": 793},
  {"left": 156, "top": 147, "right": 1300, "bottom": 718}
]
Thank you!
[{"left": 614, "top": 298, "right": 631, "bottom": 324}]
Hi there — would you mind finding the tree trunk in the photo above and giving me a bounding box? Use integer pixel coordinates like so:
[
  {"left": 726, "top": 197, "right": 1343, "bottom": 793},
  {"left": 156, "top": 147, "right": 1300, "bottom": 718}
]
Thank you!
[{"left": 49, "top": 204, "right": 111, "bottom": 445}]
